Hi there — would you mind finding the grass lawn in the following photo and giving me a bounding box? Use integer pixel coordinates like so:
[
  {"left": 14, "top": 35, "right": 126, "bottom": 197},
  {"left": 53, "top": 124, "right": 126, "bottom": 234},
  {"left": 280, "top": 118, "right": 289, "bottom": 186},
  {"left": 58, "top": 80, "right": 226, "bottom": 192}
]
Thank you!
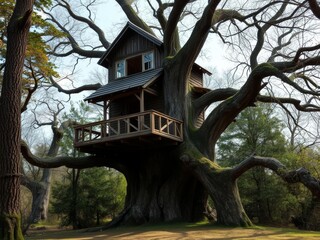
[{"left": 25, "top": 222, "right": 320, "bottom": 240}]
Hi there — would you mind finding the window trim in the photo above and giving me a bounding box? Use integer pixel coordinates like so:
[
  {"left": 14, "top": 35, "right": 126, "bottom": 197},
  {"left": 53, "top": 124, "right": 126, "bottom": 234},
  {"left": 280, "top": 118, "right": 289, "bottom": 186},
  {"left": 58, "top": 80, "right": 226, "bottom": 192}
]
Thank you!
[
  {"left": 142, "top": 51, "right": 154, "bottom": 71},
  {"left": 116, "top": 59, "right": 126, "bottom": 78}
]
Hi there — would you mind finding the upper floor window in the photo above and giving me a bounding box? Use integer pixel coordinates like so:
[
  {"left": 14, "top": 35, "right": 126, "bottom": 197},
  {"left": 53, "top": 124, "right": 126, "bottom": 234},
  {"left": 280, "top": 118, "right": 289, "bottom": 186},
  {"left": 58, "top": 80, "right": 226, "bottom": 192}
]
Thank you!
[
  {"left": 143, "top": 52, "right": 154, "bottom": 71},
  {"left": 116, "top": 60, "right": 125, "bottom": 78},
  {"left": 116, "top": 51, "right": 154, "bottom": 79}
]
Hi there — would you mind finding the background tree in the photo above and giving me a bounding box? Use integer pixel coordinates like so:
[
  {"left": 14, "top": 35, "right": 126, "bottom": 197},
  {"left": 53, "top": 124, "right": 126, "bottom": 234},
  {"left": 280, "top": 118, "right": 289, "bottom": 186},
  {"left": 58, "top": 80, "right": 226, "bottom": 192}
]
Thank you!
[
  {"left": 217, "top": 105, "right": 300, "bottom": 224},
  {"left": 21, "top": 110, "right": 76, "bottom": 231},
  {"left": 20, "top": 0, "right": 320, "bottom": 229},
  {"left": 0, "top": 1, "right": 34, "bottom": 239},
  {"left": 51, "top": 167, "right": 126, "bottom": 228}
]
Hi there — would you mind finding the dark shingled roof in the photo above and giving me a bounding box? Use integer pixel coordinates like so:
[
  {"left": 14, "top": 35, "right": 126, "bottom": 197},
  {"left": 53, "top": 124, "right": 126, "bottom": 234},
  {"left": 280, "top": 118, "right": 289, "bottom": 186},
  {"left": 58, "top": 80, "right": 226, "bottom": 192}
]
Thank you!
[{"left": 85, "top": 68, "right": 163, "bottom": 102}]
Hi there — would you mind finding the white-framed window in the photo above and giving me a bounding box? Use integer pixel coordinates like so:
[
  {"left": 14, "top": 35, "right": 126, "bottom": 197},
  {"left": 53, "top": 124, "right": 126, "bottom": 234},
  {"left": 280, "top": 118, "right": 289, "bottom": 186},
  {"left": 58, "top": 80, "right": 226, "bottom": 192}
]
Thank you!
[
  {"left": 115, "top": 51, "right": 154, "bottom": 79},
  {"left": 116, "top": 60, "right": 125, "bottom": 78},
  {"left": 143, "top": 52, "right": 154, "bottom": 71}
]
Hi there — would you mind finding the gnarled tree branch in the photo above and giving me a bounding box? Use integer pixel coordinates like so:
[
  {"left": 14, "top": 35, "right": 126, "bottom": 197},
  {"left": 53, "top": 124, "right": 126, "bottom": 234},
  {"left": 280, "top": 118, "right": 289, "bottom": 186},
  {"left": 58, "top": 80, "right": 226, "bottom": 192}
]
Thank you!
[
  {"left": 232, "top": 155, "right": 320, "bottom": 199},
  {"left": 49, "top": 76, "right": 101, "bottom": 95},
  {"left": 43, "top": 8, "right": 105, "bottom": 58},
  {"left": 21, "top": 140, "right": 107, "bottom": 169}
]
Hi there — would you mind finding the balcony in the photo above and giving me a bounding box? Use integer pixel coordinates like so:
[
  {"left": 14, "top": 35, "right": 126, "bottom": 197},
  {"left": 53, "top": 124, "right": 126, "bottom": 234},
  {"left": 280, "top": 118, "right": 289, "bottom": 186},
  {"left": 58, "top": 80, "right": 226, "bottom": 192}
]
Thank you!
[{"left": 74, "top": 110, "right": 183, "bottom": 153}]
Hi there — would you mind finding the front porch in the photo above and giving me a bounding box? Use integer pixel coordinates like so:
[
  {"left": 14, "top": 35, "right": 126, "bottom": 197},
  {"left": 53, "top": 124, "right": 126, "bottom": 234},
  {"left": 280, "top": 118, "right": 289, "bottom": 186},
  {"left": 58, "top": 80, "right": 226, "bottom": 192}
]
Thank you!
[{"left": 74, "top": 110, "right": 183, "bottom": 153}]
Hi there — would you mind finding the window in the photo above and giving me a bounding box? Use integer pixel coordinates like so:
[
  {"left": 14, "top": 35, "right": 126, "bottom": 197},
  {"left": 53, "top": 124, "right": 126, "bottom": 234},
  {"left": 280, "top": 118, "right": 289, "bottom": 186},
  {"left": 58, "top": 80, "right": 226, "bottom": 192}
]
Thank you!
[
  {"left": 127, "top": 55, "right": 142, "bottom": 76},
  {"left": 116, "top": 60, "right": 125, "bottom": 78},
  {"left": 143, "top": 52, "right": 154, "bottom": 71},
  {"left": 115, "top": 51, "right": 154, "bottom": 79}
]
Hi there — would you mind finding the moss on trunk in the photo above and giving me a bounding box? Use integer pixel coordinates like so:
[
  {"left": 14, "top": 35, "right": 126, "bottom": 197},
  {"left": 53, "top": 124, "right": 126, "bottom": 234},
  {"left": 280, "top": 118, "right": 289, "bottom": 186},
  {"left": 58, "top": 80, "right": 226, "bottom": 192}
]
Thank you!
[
  {"left": 0, "top": 213, "right": 24, "bottom": 240},
  {"left": 180, "top": 143, "right": 252, "bottom": 227}
]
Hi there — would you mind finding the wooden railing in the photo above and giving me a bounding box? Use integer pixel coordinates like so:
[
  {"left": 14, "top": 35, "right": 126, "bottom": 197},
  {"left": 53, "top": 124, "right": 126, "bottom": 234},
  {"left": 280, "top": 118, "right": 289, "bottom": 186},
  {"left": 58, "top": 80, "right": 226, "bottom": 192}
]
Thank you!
[{"left": 74, "top": 110, "right": 183, "bottom": 146}]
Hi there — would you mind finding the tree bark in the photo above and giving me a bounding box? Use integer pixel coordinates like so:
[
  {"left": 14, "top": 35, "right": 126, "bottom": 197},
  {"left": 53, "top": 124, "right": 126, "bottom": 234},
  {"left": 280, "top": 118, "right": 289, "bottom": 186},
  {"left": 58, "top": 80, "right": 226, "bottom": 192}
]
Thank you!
[
  {"left": 108, "top": 150, "right": 207, "bottom": 226},
  {"left": 0, "top": 1, "right": 34, "bottom": 239},
  {"left": 21, "top": 169, "right": 52, "bottom": 224},
  {"left": 180, "top": 150, "right": 252, "bottom": 227}
]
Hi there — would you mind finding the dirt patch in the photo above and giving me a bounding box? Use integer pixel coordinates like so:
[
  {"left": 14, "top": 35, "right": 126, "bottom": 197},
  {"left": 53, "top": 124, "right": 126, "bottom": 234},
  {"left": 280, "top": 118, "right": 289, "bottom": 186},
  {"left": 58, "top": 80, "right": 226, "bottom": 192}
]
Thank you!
[{"left": 26, "top": 224, "right": 320, "bottom": 240}]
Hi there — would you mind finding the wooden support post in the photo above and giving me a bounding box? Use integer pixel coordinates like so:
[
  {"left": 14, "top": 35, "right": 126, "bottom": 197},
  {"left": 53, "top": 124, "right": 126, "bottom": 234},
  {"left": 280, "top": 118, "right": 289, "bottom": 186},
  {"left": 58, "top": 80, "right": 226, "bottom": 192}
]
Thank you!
[
  {"left": 103, "top": 100, "right": 107, "bottom": 120},
  {"left": 140, "top": 90, "right": 145, "bottom": 130},
  {"left": 140, "top": 90, "right": 145, "bottom": 112}
]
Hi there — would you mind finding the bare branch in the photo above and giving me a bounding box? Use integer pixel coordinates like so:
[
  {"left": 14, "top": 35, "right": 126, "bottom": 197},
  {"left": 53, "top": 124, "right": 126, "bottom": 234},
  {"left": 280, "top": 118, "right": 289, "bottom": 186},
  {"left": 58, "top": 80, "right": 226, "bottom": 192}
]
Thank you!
[
  {"left": 21, "top": 140, "right": 107, "bottom": 169},
  {"left": 308, "top": 0, "right": 320, "bottom": 19},
  {"left": 232, "top": 155, "right": 320, "bottom": 199},
  {"left": 193, "top": 88, "right": 237, "bottom": 120},
  {"left": 196, "top": 63, "right": 275, "bottom": 158},
  {"left": 43, "top": 8, "right": 105, "bottom": 58},
  {"left": 57, "top": 0, "right": 110, "bottom": 49},
  {"left": 21, "top": 61, "right": 39, "bottom": 113},
  {"left": 49, "top": 76, "right": 101, "bottom": 95},
  {"left": 257, "top": 94, "right": 320, "bottom": 112},
  {"left": 293, "top": 44, "right": 320, "bottom": 63},
  {"left": 250, "top": 1, "right": 289, "bottom": 69}
]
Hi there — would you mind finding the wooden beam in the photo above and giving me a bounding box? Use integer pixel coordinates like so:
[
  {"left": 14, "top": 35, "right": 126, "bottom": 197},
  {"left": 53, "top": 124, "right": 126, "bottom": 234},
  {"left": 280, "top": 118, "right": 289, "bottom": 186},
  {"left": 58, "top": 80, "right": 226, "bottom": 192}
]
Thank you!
[
  {"left": 140, "top": 90, "right": 145, "bottom": 112},
  {"left": 144, "top": 88, "right": 158, "bottom": 96}
]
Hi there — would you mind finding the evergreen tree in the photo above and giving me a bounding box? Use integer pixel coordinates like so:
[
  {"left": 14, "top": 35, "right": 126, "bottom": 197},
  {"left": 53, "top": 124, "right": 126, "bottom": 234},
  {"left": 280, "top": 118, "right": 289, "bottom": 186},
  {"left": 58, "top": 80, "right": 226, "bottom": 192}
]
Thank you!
[
  {"left": 51, "top": 167, "right": 126, "bottom": 228},
  {"left": 217, "top": 105, "right": 298, "bottom": 224}
]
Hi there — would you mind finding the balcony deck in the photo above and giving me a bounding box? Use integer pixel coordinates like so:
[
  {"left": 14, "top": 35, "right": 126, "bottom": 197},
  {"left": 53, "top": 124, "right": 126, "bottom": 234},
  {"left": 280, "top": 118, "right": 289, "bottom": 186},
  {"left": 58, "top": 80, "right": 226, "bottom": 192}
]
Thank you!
[{"left": 74, "top": 110, "right": 183, "bottom": 153}]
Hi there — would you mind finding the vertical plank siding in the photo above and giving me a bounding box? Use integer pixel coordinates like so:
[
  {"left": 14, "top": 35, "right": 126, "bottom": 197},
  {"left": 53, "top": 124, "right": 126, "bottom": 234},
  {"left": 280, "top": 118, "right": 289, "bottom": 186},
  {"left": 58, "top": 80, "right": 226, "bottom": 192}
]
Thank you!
[{"left": 108, "top": 31, "right": 163, "bottom": 82}]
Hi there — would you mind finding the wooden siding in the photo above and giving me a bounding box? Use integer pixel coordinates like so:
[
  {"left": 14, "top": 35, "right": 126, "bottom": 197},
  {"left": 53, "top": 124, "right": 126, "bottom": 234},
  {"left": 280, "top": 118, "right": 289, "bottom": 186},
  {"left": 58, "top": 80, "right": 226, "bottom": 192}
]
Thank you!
[
  {"left": 196, "top": 111, "right": 205, "bottom": 129},
  {"left": 189, "top": 67, "right": 203, "bottom": 87},
  {"left": 190, "top": 67, "right": 204, "bottom": 128},
  {"left": 145, "top": 93, "right": 163, "bottom": 112},
  {"left": 108, "top": 31, "right": 163, "bottom": 81}
]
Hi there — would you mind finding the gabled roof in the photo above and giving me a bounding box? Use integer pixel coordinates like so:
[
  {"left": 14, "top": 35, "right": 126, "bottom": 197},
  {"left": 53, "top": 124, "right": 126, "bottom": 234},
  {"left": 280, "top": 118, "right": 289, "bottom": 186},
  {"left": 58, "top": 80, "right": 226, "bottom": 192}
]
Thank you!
[
  {"left": 85, "top": 68, "right": 163, "bottom": 103},
  {"left": 98, "top": 22, "right": 162, "bottom": 68}
]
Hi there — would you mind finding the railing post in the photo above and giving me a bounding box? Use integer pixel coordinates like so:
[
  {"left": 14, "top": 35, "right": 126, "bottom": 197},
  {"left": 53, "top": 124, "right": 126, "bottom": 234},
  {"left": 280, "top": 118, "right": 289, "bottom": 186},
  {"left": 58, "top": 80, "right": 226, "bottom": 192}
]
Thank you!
[
  {"left": 117, "top": 119, "right": 120, "bottom": 135},
  {"left": 127, "top": 117, "right": 130, "bottom": 133},
  {"left": 174, "top": 122, "right": 177, "bottom": 137}
]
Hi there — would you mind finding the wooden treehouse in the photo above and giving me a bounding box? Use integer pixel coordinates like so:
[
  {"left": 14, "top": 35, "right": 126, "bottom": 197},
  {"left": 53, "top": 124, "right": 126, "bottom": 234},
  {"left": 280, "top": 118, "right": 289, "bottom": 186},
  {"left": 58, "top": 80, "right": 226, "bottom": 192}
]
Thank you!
[{"left": 74, "top": 22, "right": 211, "bottom": 153}]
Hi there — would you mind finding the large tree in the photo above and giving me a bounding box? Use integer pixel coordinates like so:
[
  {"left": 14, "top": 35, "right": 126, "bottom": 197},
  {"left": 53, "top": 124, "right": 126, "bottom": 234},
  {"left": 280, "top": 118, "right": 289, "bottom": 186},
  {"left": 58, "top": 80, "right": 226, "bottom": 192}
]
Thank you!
[
  {"left": 21, "top": 0, "right": 320, "bottom": 229},
  {"left": 0, "top": 0, "right": 34, "bottom": 239}
]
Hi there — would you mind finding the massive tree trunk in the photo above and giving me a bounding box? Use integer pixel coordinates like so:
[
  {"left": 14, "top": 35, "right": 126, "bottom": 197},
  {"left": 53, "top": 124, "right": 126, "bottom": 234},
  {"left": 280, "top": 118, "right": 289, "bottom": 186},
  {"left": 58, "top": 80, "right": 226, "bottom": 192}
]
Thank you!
[
  {"left": 109, "top": 150, "right": 207, "bottom": 226},
  {"left": 180, "top": 145, "right": 252, "bottom": 227},
  {"left": 0, "top": 1, "right": 34, "bottom": 239}
]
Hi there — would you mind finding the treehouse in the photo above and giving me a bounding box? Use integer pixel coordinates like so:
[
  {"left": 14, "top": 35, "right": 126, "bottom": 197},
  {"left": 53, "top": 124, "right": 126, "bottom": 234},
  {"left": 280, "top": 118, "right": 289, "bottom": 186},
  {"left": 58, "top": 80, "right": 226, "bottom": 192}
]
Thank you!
[{"left": 74, "top": 22, "right": 210, "bottom": 153}]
